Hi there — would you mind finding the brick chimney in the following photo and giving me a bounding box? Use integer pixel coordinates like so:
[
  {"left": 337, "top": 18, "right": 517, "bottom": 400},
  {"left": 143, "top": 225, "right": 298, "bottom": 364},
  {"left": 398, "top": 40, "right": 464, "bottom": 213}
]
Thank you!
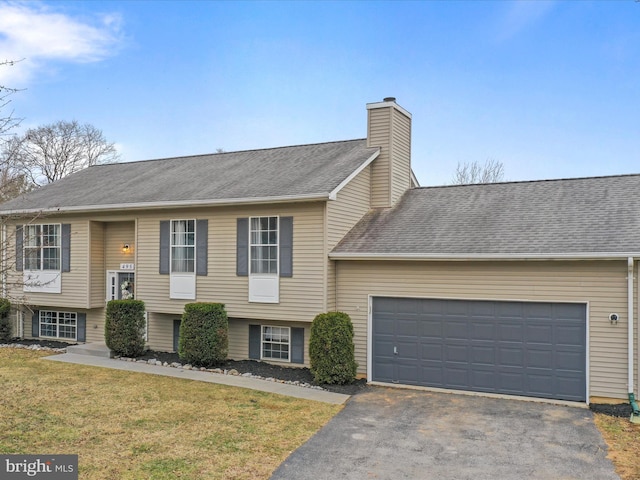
[{"left": 367, "top": 97, "right": 412, "bottom": 208}]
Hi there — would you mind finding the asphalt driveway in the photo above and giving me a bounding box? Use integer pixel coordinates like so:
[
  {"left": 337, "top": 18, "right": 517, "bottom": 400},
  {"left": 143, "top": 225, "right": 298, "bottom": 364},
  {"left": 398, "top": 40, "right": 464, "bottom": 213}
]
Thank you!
[{"left": 271, "top": 387, "right": 619, "bottom": 480}]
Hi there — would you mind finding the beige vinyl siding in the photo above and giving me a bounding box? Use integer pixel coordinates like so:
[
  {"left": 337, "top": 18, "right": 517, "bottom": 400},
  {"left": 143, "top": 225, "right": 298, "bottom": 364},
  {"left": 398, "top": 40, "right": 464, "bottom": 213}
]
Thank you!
[
  {"left": 336, "top": 260, "right": 633, "bottom": 400},
  {"left": 136, "top": 202, "right": 326, "bottom": 321},
  {"left": 390, "top": 108, "right": 411, "bottom": 205},
  {"left": 104, "top": 221, "right": 136, "bottom": 271},
  {"left": 326, "top": 166, "right": 371, "bottom": 310},
  {"left": 368, "top": 107, "right": 392, "bottom": 208},
  {"left": 89, "top": 222, "right": 105, "bottom": 307},
  {"left": 368, "top": 104, "right": 412, "bottom": 208},
  {"left": 18, "top": 307, "right": 101, "bottom": 342},
  {"left": 85, "top": 307, "right": 106, "bottom": 343},
  {"left": 149, "top": 313, "right": 311, "bottom": 365},
  {"left": 7, "top": 219, "right": 90, "bottom": 309},
  {"left": 147, "top": 312, "right": 177, "bottom": 352}
]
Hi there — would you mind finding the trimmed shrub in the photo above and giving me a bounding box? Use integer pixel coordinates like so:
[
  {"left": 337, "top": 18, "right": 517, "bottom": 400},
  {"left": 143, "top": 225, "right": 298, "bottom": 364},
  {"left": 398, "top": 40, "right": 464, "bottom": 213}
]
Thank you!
[
  {"left": 0, "top": 298, "right": 11, "bottom": 342},
  {"left": 309, "top": 311, "right": 358, "bottom": 384},
  {"left": 105, "top": 300, "right": 146, "bottom": 357},
  {"left": 179, "top": 303, "right": 228, "bottom": 367}
]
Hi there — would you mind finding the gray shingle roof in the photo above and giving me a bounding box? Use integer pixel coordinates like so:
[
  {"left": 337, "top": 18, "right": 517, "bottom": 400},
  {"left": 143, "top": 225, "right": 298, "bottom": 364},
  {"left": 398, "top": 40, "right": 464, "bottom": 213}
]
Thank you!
[
  {"left": 0, "top": 139, "right": 378, "bottom": 213},
  {"left": 332, "top": 175, "right": 640, "bottom": 257}
]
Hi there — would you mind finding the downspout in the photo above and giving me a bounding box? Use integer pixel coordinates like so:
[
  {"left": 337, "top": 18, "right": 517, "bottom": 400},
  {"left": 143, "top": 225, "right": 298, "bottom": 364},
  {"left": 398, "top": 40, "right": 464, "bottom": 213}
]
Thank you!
[{"left": 627, "top": 257, "right": 640, "bottom": 417}]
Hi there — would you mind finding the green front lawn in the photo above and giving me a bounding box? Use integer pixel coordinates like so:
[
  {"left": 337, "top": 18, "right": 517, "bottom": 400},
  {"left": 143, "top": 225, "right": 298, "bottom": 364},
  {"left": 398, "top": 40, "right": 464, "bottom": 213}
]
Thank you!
[{"left": 0, "top": 349, "right": 341, "bottom": 479}]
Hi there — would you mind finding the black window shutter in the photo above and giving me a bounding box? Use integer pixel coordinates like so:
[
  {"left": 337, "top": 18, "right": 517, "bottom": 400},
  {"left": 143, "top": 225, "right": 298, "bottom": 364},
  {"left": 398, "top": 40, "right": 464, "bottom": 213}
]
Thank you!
[
  {"left": 236, "top": 218, "right": 249, "bottom": 276},
  {"left": 77, "top": 313, "right": 86, "bottom": 342},
  {"left": 280, "top": 217, "right": 293, "bottom": 277},
  {"left": 31, "top": 311, "right": 39, "bottom": 337},
  {"left": 291, "top": 327, "right": 304, "bottom": 364},
  {"left": 61, "top": 224, "right": 71, "bottom": 272},
  {"left": 196, "top": 219, "right": 208, "bottom": 276},
  {"left": 248, "top": 324, "right": 261, "bottom": 359},
  {"left": 173, "top": 319, "right": 181, "bottom": 352},
  {"left": 15, "top": 225, "right": 23, "bottom": 272},
  {"left": 159, "top": 221, "right": 170, "bottom": 274}
]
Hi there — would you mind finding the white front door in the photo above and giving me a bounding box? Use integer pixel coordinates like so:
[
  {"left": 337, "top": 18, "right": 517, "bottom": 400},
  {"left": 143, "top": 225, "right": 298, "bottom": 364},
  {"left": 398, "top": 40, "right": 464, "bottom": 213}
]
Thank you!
[{"left": 106, "top": 271, "right": 135, "bottom": 301}]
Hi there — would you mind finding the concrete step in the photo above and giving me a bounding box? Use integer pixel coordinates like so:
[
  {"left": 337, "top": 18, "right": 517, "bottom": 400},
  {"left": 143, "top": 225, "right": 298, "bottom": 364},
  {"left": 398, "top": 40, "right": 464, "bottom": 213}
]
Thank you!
[{"left": 66, "top": 343, "right": 113, "bottom": 358}]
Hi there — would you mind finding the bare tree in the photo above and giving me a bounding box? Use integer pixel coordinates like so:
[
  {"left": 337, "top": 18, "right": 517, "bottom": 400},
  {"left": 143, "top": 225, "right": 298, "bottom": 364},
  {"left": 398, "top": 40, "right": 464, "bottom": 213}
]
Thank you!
[
  {"left": 0, "top": 59, "right": 23, "bottom": 141},
  {"left": 3, "top": 120, "right": 120, "bottom": 187},
  {"left": 452, "top": 159, "right": 505, "bottom": 185}
]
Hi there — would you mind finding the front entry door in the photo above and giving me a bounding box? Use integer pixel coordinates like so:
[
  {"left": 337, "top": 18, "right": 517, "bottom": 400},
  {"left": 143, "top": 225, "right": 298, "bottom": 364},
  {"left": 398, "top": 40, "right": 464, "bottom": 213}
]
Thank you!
[{"left": 106, "top": 271, "right": 135, "bottom": 301}]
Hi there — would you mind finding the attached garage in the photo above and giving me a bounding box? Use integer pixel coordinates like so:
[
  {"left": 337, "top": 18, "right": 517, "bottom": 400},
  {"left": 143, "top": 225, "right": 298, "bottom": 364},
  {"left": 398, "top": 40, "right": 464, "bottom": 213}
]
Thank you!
[{"left": 371, "top": 297, "right": 587, "bottom": 402}]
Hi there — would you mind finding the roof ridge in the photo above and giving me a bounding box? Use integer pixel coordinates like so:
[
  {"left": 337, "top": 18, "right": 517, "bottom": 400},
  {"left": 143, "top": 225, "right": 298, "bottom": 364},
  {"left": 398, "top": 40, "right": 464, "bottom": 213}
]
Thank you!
[
  {"left": 415, "top": 172, "right": 640, "bottom": 190},
  {"left": 89, "top": 138, "right": 368, "bottom": 168}
]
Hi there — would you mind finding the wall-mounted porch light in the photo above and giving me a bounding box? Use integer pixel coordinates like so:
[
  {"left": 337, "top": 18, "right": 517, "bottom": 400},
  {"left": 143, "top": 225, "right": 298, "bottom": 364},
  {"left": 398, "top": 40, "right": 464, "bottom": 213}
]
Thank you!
[{"left": 122, "top": 244, "right": 131, "bottom": 254}]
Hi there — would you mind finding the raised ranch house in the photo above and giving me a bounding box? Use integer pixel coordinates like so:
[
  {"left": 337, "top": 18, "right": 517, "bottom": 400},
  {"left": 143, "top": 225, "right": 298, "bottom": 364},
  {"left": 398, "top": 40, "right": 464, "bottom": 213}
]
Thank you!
[{"left": 1, "top": 98, "right": 638, "bottom": 406}]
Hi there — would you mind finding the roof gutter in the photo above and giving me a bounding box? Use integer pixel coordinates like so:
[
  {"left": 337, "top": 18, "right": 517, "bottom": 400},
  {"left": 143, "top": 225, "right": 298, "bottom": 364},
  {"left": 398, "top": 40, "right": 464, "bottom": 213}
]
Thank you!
[
  {"left": 0, "top": 193, "right": 332, "bottom": 216},
  {"left": 329, "top": 252, "right": 640, "bottom": 261}
]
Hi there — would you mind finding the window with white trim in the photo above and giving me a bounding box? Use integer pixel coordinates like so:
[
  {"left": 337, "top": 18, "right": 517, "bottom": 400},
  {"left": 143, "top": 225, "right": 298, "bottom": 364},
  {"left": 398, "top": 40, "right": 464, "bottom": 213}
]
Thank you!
[
  {"left": 262, "top": 325, "right": 290, "bottom": 361},
  {"left": 40, "top": 311, "right": 77, "bottom": 340},
  {"left": 250, "top": 217, "right": 278, "bottom": 274},
  {"left": 24, "top": 224, "right": 60, "bottom": 271},
  {"left": 171, "top": 220, "right": 195, "bottom": 273}
]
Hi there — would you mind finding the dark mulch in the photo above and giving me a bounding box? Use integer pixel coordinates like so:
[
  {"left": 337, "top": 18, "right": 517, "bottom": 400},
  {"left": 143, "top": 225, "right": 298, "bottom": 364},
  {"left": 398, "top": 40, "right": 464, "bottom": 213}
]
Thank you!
[
  {"left": 4, "top": 338, "right": 76, "bottom": 349},
  {"left": 590, "top": 403, "right": 634, "bottom": 418},
  {"left": 137, "top": 349, "right": 369, "bottom": 396},
  {"left": 4, "top": 339, "right": 367, "bottom": 395}
]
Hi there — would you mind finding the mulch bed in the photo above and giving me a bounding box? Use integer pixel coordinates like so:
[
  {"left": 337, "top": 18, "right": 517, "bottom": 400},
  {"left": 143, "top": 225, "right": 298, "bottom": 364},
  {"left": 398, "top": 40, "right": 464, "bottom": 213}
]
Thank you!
[
  {"left": 4, "top": 339, "right": 367, "bottom": 396},
  {"left": 590, "top": 403, "right": 634, "bottom": 418},
  {"left": 138, "top": 349, "right": 369, "bottom": 396}
]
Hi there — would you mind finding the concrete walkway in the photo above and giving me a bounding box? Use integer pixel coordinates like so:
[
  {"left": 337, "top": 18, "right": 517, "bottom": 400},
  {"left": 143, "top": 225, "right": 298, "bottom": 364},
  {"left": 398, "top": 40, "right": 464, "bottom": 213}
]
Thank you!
[{"left": 44, "top": 353, "right": 350, "bottom": 405}]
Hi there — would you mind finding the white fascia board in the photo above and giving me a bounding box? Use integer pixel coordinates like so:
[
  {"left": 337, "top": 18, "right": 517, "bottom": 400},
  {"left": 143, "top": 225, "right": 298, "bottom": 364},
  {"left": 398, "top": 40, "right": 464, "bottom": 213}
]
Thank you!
[
  {"left": 0, "top": 193, "right": 331, "bottom": 216},
  {"left": 410, "top": 169, "right": 420, "bottom": 188},
  {"left": 328, "top": 252, "right": 640, "bottom": 261},
  {"left": 366, "top": 100, "right": 412, "bottom": 119},
  {"left": 328, "top": 150, "right": 380, "bottom": 200}
]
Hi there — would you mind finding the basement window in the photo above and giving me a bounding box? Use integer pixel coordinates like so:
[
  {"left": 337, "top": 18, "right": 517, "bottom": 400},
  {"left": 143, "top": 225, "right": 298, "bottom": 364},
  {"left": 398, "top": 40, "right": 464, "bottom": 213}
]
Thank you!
[{"left": 261, "top": 325, "right": 290, "bottom": 362}]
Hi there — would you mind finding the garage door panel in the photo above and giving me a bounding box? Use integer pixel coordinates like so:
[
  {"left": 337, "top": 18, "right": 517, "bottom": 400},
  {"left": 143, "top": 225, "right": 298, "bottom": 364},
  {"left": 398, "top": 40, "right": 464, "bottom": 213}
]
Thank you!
[
  {"left": 444, "top": 320, "right": 469, "bottom": 339},
  {"left": 470, "top": 345, "right": 495, "bottom": 364},
  {"left": 444, "top": 343, "right": 468, "bottom": 362},
  {"left": 397, "top": 363, "right": 419, "bottom": 383},
  {"left": 496, "top": 372, "right": 525, "bottom": 392},
  {"left": 420, "top": 319, "right": 443, "bottom": 337},
  {"left": 396, "top": 341, "right": 418, "bottom": 359},
  {"left": 527, "top": 349, "right": 554, "bottom": 369},
  {"left": 526, "top": 323, "right": 554, "bottom": 343},
  {"left": 498, "top": 347, "right": 524, "bottom": 367},
  {"left": 421, "top": 343, "right": 443, "bottom": 361},
  {"left": 471, "top": 370, "right": 496, "bottom": 390},
  {"left": 444, "top": 366, "right": 469, "bottom": 388},
  {"left": 372, "top": 297, "right": 586, "bottom": 402},
  {"left": 497, "top": 323, "right": 524, "bottom": 342},
  {"left": 396, "top": 317, "right": 419, "bottom": 336},
  {"left": 496, "top": 302, "right": 525, "bottom": 318},
  {"left": 556, "top": 325, "right": 585, "bottom": 345},
  {"left": 471, "top": 321, "right": 495, "bottom": 340},
  {"left": 554, "top": 351, "right": 585, "bottom": 371}
]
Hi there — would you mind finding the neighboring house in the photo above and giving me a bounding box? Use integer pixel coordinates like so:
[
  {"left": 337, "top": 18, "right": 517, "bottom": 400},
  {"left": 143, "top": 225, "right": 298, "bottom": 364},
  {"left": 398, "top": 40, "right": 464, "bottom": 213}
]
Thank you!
[{"left": 0, "top": 97, "right": 637, "bottom": 406}]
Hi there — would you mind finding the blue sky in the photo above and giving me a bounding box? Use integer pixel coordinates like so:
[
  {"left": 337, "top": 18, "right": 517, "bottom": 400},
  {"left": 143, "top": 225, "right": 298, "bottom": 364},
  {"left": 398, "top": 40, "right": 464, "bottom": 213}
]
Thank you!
[{"left": 0, "top": 0, "right": 638, "bottom": 186}]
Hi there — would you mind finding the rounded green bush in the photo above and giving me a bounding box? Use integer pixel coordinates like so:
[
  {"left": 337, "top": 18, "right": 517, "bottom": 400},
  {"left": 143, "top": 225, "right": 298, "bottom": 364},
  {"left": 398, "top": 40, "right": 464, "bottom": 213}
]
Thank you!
[
  {"left": 105, "top": 300, "right": 146, "bottom": 357},
  {"left": 0, "top": 298, "right": 11, "bottom": 342},
  {"left": 179, "top": 303, "right": 228, "bottom": 367},
  {"left": 309, "top": 311, "right": 358, "bottom": 385}
]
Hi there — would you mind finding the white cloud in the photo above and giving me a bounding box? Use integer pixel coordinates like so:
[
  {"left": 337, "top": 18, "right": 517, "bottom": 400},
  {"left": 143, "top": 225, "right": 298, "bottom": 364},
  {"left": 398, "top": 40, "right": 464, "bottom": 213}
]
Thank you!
[
  {"left": 0, "top": 2, "right": 123, "bottom": 86},
  {"left": 495, "top": 1, "right": 556, "bottom": 42}
]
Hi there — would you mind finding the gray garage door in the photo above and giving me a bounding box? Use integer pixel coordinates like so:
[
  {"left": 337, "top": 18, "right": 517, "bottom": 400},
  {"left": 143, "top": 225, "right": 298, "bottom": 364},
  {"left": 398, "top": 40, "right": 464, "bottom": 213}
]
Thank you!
[{"left": 372, "top": 297, "right": 586, "bottom": 402}]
